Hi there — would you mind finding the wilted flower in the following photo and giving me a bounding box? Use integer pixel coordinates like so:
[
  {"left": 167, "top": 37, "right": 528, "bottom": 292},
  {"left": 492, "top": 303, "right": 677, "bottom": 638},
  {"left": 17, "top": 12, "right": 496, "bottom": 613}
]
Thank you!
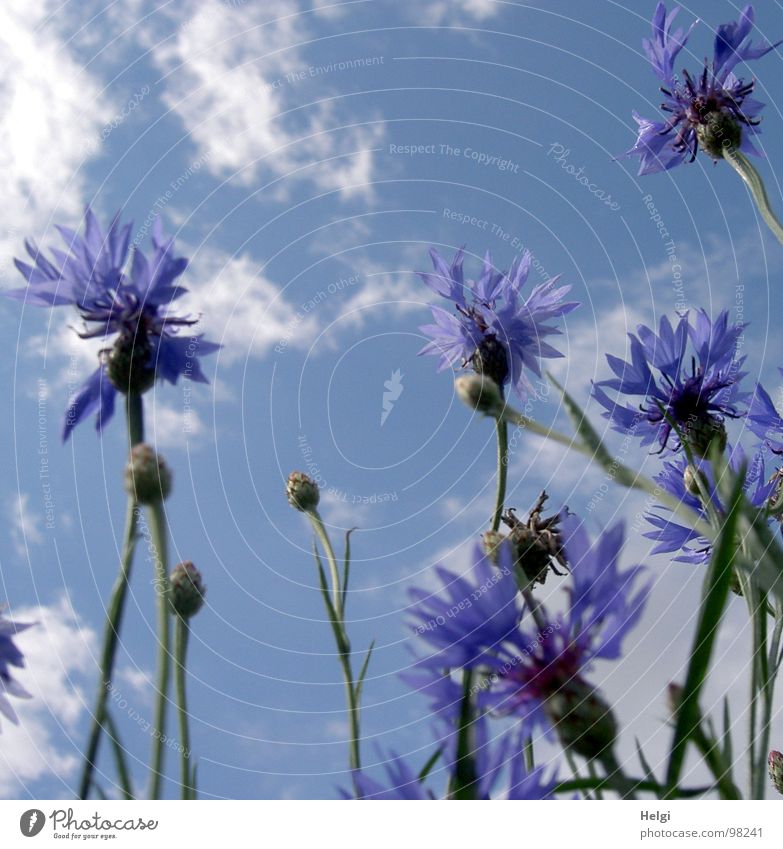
[
  {"left": 592, "top": 310, "right": 747, "bottom": 456},
  {"left": 626, "top": 3, "right": 780, "bottom": 174},
  {"left": 419, "top": 248, "right": 578, "bottom": 402},
  {"left": 0, "top": 610, "right": 33, "bottom": 729},
  {"left": 405, "top": 519, "right": 648, "bottom": 760},
  {"left": 7, "top": 209, "right": 219, "bottom": 440}
]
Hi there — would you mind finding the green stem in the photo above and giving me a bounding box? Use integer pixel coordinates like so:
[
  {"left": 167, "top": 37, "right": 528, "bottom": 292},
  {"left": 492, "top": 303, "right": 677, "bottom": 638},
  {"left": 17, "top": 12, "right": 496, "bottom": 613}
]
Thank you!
[
  {"left": 492, "top": 419, "right": 508, "bottom": 532},
  {"left": 78, "top": 393, "right": 143, "bottom": 800},
  {"left": 147, "top": 500, "right": 171, "bottom": 800},
  {"left": 691, "top": 723, "right": 742, "bottom": 800},
  {"left": 724, "top": 148, "right": 783, "bottom": 246},
  {"left": 523, "top": 736, "right": 535, "bottom": 773},
  {"left": 599, "top": 750, "right": 638, "bottom": 799},
  {"left": 103, "top": 711, "right": 134, "bottom": 800},
  {"left": 309, "top": 510, "right": 343, "bottom": 618},
  {"left": 174, "top": 616, "right": 193, "bottom": 799},
  {"left": 308, "top": 510, "right": 361, "bottom": 772}
]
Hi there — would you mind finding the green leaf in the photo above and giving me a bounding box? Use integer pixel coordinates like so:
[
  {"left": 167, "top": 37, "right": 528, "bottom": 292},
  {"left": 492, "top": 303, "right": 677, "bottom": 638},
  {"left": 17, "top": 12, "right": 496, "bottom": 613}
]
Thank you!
[
  {"left": 354, "top": 640, "right": 375, "bottom": 704},
  {"left": 664, "top": 465, "right": 745, "bottom": 796},
  {"left": 418, "top": 747, "right": 443, "bottom": 783},
  {"left": 342, "top": 528, "right": 357, "bottom": 610},
  {"left": 635, "top": 738, "right": 656, "bottom": 784},
  {"left": 313, "top": 542, "right": 348, "bottom": 655}
]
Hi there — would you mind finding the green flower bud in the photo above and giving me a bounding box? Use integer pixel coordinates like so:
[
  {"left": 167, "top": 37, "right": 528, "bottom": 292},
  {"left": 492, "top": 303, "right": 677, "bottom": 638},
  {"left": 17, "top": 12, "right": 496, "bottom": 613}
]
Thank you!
[
  {"left": 124, "top": 444, "right": 172, "bottom": 504},
  {"left": 105, "top": 331, "right": 155, "bottom": 395},
  {"left": 286, "top": 471, "right": 320, "bottom": 512},
  {"left": 546, "top": 679, "right": 618, "bottom": 761},
  {"left": 696, "top": 111, "right": 743, "bottom": 160},
  {"left": 683, "top": 465, "right": 709, "bottom": 498},
  {"left": 682, "top": 415, "right": 727, "bottom": 459},
  {"left": 170, "top": 561, "right": 206, "bottom": 618},
  {"left": 769, "top": 750, "right": 783, "bottom": 796},
  {"left": 455, "top": 374, "right": 504, "bottom": 417}
]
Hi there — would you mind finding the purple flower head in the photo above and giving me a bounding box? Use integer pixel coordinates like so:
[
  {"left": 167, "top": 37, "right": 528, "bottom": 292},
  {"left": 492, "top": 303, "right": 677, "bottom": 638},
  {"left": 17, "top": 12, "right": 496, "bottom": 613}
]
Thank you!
[
  {"left": 405, "top": 521, "right": 648, "bottom": 749},
  {"left": 592, "top": 310, "right": 747, "bottom": 455},
  {"left": 626, "top": 4, "right": 780, "bottom": 175},
  {"left": 346, "top": 726, "right": 559, "bottom": 800},
  {"left": 644, "top": 448, "right": 775, "bottom": 564},
  {"left": 7, "top": 209, "right": 220, "bottom": 440},
  {"left": 419, "top": 247, "right": 578, "bottom": 401},
  {"left": 0, "top": 610, "right": 33, "bottom": 730},
  {"left": 748, "top": 379, "right": 783, "bottom": 453}
]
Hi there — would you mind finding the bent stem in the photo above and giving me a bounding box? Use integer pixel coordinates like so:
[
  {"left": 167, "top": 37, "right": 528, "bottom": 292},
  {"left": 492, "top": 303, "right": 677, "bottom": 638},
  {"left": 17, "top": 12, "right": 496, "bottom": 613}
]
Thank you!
[
  {"left": 174, "top": 615, "right": 193, "bottom": 799},
  {"left": 147, "top": 500, "right": 172, "bottom": 799},
  {"left": 724, "top": 148, "right": 783, "bottom": 246},
  {"left": 78, "top": 392, "right": 143, "bottom": 800}
]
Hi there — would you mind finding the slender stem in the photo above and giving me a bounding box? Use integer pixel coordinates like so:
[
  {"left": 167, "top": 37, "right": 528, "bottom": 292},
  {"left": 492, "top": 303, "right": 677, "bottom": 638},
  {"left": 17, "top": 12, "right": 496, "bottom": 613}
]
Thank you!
[
  {"left": 523, "top": 736, "right": 535, "bottom": 772},
  {"left": 492, "top": 419, "right": 508, "bottom": 532},
  {"left": 564, "top": 749, "right": 592, "bottom": 800},
  {"left": 309, "top": 510, "right": 343, "bottom": 618},
  {"left": 147, "top": 500, "right": 171, "bottom": 800},
  {"left": 586, "top": 759, "right": 604, "bottom": 800},
  {"left": 338, "top": 651, "right": 361, "bottom": 772},
  {"left": 724, "top": 148, "right": 783, "bottom": 246},
  {"left": 308, "top": 509, "right": 361, "bottom": 772},
  {"left": 103, "top": 711, "right": 134, "bottom": 800},
  {"left": 690, "top": 723, "right": 742, "bottom": 800},
  {"left": 174, "top": 616, "right": 193, "bottom": 799},
  {"left": 78, "top": 393, "right": 143, "bottom": 800},
  {"left": 599, "top": 750, "right": 638, "bottom": 799}
]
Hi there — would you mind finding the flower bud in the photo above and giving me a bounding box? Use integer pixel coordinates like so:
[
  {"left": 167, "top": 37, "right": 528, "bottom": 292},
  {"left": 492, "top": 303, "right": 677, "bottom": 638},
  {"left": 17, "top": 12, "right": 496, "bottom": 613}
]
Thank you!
[
  {"left": 471, "top": 337, "right": 509, "bottom": 389},
  {"left": 682, "top": 415, "right": 727, "bottom": 459},
  {"left": 545, "top": 678, "right": 618, "bottom": 761},
  {"left": 106, "top": 331, "right": 155, "bottom": 395},
  {"left": 769, "top": 750, "right": 783, "bottom": 796},
  {"left": 696, "top": 110, "right": 742, "bottom": 160},
  {"left": 683, "top": 465, "right": 709, "bottom": 499},
  {"left": 286, "top": 471, "right": 320, "bottom": 512},
  {"left": 455, "top": 374, "right": 503, "bottom": 417},
  {"left": 170, "top": 561, "right": 206, "bottom": 618},
  {"left": 124, "top": 444, "right": 172, "bottom": 504}
]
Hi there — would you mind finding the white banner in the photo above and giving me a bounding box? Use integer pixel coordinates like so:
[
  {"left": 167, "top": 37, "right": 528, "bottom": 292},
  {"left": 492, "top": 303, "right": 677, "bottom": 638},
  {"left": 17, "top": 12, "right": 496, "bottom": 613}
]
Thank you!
[{"left": 0, "top": 800, "right": 780, "bottom": 848}]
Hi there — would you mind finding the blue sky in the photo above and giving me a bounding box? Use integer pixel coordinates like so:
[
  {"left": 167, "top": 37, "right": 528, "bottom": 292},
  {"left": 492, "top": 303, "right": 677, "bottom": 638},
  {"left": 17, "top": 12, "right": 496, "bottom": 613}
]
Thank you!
[{"left": 1, "top": 0, "right": 783, "bottom": 799}]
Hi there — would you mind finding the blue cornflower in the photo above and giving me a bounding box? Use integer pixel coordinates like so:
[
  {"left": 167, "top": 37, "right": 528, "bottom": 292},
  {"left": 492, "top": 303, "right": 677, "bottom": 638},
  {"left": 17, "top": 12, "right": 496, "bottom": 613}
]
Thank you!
[
  {"left": 644, "top": 449, "right": 775, "bottom": 565},
  {"left": 0, "top": 610, "right": 33, "bottom": 729},
  {"left": 418, "top": 248, "right": 578, "bottom": 401},
  {"left": 592, "top": 310, "right": 747, "bottom": 456},
  {"left": 748, "top": 380, "right": 783, "bottom": 453},
  {"left": 626, "top": 4, "right": 780, "bottom": 174},
  {"left": 346, "top": 725, "right": 559, "bottom": 800},
  {"left": 8, "top": 209, "right": 220, "bottom": 440},
  {"left": 406, "top": 521, "right": 648, "bottom": 759}
]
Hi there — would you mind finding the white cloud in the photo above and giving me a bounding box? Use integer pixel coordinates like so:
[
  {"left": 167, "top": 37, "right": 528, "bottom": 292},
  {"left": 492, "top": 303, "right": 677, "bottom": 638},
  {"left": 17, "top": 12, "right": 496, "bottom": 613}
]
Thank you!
[
  {"left": 0, "top": 0, "right": 109, "bottom": 266},
  {"left": 420, "top": 0, "right": 500, "bottom": 25},
  {"left": 0, "top": 595, "right": 96, "bottom": 796},
  {"left": 153, "top": 0, "right": 383, "bottom": 200},
  {"left": 8, "top": 493, "right": 43, "bottom": 556},
  {"left": 181, "top": 247, "right": 318, "bottom": 363}
]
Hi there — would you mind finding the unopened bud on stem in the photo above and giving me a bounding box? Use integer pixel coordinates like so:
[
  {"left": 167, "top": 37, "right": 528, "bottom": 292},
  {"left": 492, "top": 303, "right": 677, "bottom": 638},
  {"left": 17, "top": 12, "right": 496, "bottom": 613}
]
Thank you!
[
  {"left": 286, "top": 471, "right": 320, "bottom": 512},
  {"left": 455, "top": 374, "right": 504, "bottom": 417},
  {"left": 124, "top": 444, "right": 172, "bottom": 504},
  {"left": 769, "top": 750, "right": 783, "bottom": 796},
  {"left": 170, "top": 561, "right": 206, "bottom": 618}
]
